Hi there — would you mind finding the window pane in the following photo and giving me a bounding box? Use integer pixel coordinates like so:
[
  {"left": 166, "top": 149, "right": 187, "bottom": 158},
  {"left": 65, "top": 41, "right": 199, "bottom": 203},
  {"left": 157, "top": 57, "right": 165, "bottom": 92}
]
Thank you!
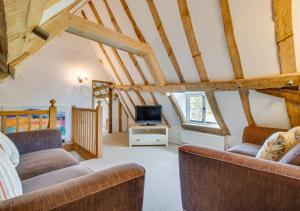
[
  {"left": 189, "top": 96, "right": 203, "bottom": 122},
  {"left": 205, "top": 98, "right": 217, "bottom": 123}
]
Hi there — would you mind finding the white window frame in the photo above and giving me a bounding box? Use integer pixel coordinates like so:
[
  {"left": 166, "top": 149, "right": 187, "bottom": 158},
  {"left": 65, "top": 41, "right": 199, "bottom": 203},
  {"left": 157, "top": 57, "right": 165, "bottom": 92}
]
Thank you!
[{"left": 186, "top": 92, "right": 216, "bottom": 125}]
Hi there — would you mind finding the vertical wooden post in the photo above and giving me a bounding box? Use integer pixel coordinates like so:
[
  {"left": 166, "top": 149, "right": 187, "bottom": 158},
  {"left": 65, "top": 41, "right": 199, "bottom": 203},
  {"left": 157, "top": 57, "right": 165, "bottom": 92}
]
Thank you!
[
  {"left": 48, "top": 99, "right": 57, "bottom": 129},
  {"left": 119, "top": 99, "right": 122, "bottom": 132},
  {"left": 71, "top": 106, "right": 76, "bottom": 144},
  {"left": 96, "top": 101, "right": 103, "bottom": 158},
  {"left": 108, "top": 88, "right": 113, "bottom": 133},
  {"left": 2, "top": 116, "right": 7, "bottom": 133}
]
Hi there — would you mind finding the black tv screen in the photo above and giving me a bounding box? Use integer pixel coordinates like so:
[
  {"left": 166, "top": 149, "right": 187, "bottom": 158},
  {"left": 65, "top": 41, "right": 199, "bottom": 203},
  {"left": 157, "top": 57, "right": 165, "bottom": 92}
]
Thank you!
[{"left": 135, "top": 105, "right": 162, "bottom": 124}]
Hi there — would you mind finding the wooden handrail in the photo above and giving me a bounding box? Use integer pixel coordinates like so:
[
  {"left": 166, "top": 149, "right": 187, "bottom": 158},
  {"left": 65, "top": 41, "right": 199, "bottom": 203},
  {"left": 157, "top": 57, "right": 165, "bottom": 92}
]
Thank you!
[
  {"left": 72, "top": 103, "right": 102, "bottom": 159},
  {"left": 0, "top": 99, "right": 57, "bottom": 133}
]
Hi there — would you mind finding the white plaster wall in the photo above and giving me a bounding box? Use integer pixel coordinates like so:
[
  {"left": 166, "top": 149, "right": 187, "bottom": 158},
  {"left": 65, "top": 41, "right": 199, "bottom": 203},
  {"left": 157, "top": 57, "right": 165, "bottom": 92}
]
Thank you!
[
  {"left": 81, "top": 0, "right": 296, "bottom": 147},
  {"left": 0, "top": 32, "right": 110, "bottom": 142},
  {"left": 181, "top": 129, "right": 225, "bottom": 150}
]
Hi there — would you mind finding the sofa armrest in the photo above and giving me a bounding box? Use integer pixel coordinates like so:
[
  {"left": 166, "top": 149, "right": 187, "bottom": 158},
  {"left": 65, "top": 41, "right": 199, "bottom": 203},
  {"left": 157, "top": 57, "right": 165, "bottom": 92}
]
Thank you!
[
  {"left": 0, "top": 163, "right": 145, "bottom": 211},
  {"left": 179, "top": 145, "right": 300, "bottom": 211},
  {"left": 6, "top": 129, "right": 62, "bottom": 155}
]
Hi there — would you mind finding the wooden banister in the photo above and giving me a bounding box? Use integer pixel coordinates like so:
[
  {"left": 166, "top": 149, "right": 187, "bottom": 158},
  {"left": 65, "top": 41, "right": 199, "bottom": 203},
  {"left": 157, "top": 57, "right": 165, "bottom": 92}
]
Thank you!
[
  {"left": 0, "top": 99, "right": 57, "bottom": 133},
  {"left": 71, "top": 102, "right": 103, "bottom": 159}
]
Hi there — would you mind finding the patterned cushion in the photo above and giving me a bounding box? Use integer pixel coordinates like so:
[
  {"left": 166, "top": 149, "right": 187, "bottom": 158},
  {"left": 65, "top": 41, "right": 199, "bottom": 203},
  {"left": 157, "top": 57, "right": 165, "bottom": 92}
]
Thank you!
[
  {"left": 0, "top": 132, "right": 19, "bottom": 167},
  {"left": 0, "top": 152, "right": 22, "bottom": 201},
  {"left": 256, "top": 131, "right": 297, "bottom": 161}
]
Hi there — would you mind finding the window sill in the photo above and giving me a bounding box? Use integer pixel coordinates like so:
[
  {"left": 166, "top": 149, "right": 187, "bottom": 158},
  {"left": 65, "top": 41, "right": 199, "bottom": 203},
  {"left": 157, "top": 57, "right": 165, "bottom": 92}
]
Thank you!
[{"left": 182, "top": 123, "right": 227, "bottom": 136}]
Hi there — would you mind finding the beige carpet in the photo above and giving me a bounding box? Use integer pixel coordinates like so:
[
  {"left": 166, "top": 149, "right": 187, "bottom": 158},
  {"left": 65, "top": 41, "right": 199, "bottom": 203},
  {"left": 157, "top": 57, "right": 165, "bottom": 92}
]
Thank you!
[{"left": 80, "top": 132, "right": 182, "bottom": 211}]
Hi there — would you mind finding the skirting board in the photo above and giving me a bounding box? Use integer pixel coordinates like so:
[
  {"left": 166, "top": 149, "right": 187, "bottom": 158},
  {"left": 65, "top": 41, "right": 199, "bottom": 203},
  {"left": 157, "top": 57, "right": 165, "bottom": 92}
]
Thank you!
[{"left": 181, "top": 129, "right": 225, "bottom": 150}]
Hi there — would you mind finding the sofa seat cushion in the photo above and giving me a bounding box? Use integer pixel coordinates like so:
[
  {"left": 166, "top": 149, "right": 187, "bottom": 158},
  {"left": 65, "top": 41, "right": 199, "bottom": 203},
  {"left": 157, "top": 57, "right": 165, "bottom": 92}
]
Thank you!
[
  {"left": 22, "top": 164, "right": 92, "bottom": 193},
  {"left": 227, "top": 143, "right": 261, "bottom": 157},
  {"left": 17, "top": 148, "right": 79, "bottom": 180}
]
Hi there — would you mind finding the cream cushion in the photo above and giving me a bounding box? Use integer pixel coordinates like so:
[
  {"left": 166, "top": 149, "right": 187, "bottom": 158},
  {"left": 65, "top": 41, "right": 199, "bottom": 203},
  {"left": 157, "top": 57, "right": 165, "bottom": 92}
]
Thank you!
[
  {"left": 0, "top": 152, "right": 23, "bottom": 201},
  {"left": 256, "top": 130, "right": 297, "bottom": 161},
  {"left": 0, "top": 132, "right": 19, "bottom": 167}
]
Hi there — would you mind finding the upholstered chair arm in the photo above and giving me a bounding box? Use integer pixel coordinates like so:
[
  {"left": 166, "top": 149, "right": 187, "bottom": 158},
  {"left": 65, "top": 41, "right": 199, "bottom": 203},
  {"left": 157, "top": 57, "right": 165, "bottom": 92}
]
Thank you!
[
  {"left": 6, "top": 129, "right": 62, "bottom": 155},
  {"left": 0, "top": 163, "right": 145, "bottom": 211},
  {"left": 179, "top": 145, "right": 300, "bottom": 211}
]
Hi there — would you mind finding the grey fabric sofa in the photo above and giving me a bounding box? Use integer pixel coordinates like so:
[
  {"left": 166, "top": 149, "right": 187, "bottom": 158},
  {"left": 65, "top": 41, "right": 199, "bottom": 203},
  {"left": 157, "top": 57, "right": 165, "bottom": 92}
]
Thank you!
[{"left": 0, "top": 129, "right": 145, "bottom": 211}]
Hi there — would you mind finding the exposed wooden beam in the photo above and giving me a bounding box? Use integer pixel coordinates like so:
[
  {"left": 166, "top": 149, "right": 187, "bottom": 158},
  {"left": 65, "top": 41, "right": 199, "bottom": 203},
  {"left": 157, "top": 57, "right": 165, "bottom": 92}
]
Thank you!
[
  {"left": 219, "top": 0, "right": 255, "bottom": 126},
  {"left": 45, "top": 0, "right": 61, "bottom": 10},
  {"left": 94, "top": 94, "right": 110, "bottom": 98},
  {"left": 89, "top": 1, "right": 146, "bottom": 107},
  {"left": 108, "top": 88, "right": 112, "bottom": 133},
  {"left": 146, "top": 0, "right": 185, "bottom": 83},
  {"left": 177, "top": 0, "right": 229, "bottom": 135},
  {"left": 66, "top": 14, "right": 151, "bottom": 56},
  {"left": 117, "top": 90, "right": 134, "bottom": 120},
  {"left": 112, "top": 73, "right": 300, "bottom": 93},
  {"left": 100, "top": 0, "right": 169, "bottom": 124},
  {"left": 119, "top": 99, "right": 122, "bottom": 132},
  {"left": 118, "top": 0, "right": 175, "bottom": 124},
  {"left": 120, "top": 0, "right": 146, "bottom": 43},
  {"left": 273, "top": 0, "right": 297, "bottom": 74},
  {"left": 8, "top": 0, "right": 82, "bottom": 77},
  {"left": 177, "top": 0, "right": 208, "bottom": 81},
  {"left": 81, "top": 10, "right": 135, "bottom": 121},
  {"left": 219, "top": 0, "right": 243, "bottom": 79},
  {"left": 0, "top": 0, "right": 48, "bottom": 69}
]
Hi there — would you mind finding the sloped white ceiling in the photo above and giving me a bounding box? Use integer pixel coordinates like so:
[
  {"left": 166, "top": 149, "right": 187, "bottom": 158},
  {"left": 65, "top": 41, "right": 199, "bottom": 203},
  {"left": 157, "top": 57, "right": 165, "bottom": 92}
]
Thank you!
[{"left": 81, "top": 0, "right": 299, "bottom": 142}]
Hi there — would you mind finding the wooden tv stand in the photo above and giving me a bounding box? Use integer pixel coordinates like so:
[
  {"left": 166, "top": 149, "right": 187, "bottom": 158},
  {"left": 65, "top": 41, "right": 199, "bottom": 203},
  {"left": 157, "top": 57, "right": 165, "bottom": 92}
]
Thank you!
[{"left": 129, "top": 124, "right": 168, "bottom": 147}]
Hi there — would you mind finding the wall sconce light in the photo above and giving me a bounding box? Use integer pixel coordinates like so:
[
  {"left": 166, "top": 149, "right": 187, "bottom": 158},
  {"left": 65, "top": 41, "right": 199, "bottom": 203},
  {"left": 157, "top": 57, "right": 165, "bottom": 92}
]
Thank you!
[{"left": 77, "top": 76, "right": 88, "bottom": 84}]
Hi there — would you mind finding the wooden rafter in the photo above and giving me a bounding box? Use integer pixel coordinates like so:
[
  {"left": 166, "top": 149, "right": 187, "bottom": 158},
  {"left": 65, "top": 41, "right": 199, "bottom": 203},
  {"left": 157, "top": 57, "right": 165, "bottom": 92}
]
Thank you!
[
  {"left": 45, "top": 0, "right": 61, "bottom": 10},
  {"left": 146, "top": 0, "right": 185, "bottom": 83},
  {"left": 120, "top": 0, "right": 181, "bottom": 125},
  {"left": 112, "top": 72, "right": 300, "bottom": 93},
  {"left": 88, "top": 2, "right": 147, "bottom": 107},
  {"left": 177, "top": 0, "right": 229, "bottom": 135},
  {"left": 273, "top": 0, "right": 297, "bottom": 74},
  {"left": 0, "top": 0, "right": 47, "bottom": 69},
  {"left": 3, "top": 1, "right": 166, "bottom": 85},
  {"left": 81, "top": 10, "right": 136, "bottom": 121},
  {"left": 272, "top": 0, "right": 297, "bottom": 128},
  {"left": 100, "top": 0, "right": 170, "bottom": 125},
  {"left": 8, "top": 0, "right": 82, "bottom": 77},
  {"left": 219, "top": 0, "right": 255, "bottom": 126}
]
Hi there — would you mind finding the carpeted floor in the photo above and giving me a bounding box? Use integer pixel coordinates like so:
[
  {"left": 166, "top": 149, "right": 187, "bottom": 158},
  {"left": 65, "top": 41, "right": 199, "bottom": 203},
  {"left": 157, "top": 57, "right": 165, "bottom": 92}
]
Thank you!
[{"left": 80, "top": 132, "right": 183, "bottom": 211}]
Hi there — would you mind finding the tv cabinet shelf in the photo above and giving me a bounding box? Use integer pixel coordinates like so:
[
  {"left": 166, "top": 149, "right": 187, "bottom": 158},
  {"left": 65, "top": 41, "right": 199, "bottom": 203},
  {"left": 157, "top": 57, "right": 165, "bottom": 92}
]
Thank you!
[{"left": 129, "top": 125, "right": 168, "bottom": 147}]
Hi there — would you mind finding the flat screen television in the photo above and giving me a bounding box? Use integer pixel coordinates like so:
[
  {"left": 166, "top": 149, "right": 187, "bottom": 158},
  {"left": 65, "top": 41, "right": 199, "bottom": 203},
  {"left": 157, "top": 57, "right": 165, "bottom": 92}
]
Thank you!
[{"left": 135, "top": 105, "right": 162, "bottom": 125}]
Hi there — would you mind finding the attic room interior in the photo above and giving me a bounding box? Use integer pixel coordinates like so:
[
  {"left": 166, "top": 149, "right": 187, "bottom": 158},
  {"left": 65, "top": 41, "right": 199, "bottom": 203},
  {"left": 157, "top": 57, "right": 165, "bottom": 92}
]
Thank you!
[{"left": 1, "top": 0, "right": 300, "bottom": 210}]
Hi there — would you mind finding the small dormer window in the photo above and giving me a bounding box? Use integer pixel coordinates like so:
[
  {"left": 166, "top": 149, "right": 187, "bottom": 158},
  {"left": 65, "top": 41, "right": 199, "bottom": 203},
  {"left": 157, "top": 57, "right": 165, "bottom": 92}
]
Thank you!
[{"left": 185, "top": 92, "right": 217, "bottom": 125}]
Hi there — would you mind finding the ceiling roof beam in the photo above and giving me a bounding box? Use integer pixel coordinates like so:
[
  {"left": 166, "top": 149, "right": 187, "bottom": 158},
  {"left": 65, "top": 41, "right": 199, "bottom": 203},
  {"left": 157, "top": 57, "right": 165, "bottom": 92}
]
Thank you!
[
  {"left": 273, "top": 0, "right": 297, "bottom": 74},
  {"left": 112, "top": 72, "right": 300, "bottom": 93},
  {"left": 177, "top": 0, "right": 229, "bottom": 135},
  {"left": 146, "top": 0, "right": 185, "bottom": 83},
  {"left": 219, "top": 0, "right": 255, "bottom": 126}
]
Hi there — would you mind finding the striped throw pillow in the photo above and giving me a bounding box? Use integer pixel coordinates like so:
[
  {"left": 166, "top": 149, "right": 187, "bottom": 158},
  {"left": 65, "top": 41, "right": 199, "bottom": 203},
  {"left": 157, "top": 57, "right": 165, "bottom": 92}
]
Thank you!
[
  {"left": 0, "top": 132, "right": 19, "bottom": 167},
  {"left": 0, "top": 152, "right": 22, "bottom": 201}
]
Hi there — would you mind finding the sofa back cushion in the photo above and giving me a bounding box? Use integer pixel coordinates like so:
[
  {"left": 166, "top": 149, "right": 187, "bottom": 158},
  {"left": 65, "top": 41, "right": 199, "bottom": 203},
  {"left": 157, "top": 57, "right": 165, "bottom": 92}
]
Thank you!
[
  {"left": 0, "top": 132, "right": 19, "bottom": 167},
  {"left": 243, "top": 126, "right": 285, "bottom": 145},
  {"left": 0, "top": 152, "right": 22, "bottom": 201}
]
